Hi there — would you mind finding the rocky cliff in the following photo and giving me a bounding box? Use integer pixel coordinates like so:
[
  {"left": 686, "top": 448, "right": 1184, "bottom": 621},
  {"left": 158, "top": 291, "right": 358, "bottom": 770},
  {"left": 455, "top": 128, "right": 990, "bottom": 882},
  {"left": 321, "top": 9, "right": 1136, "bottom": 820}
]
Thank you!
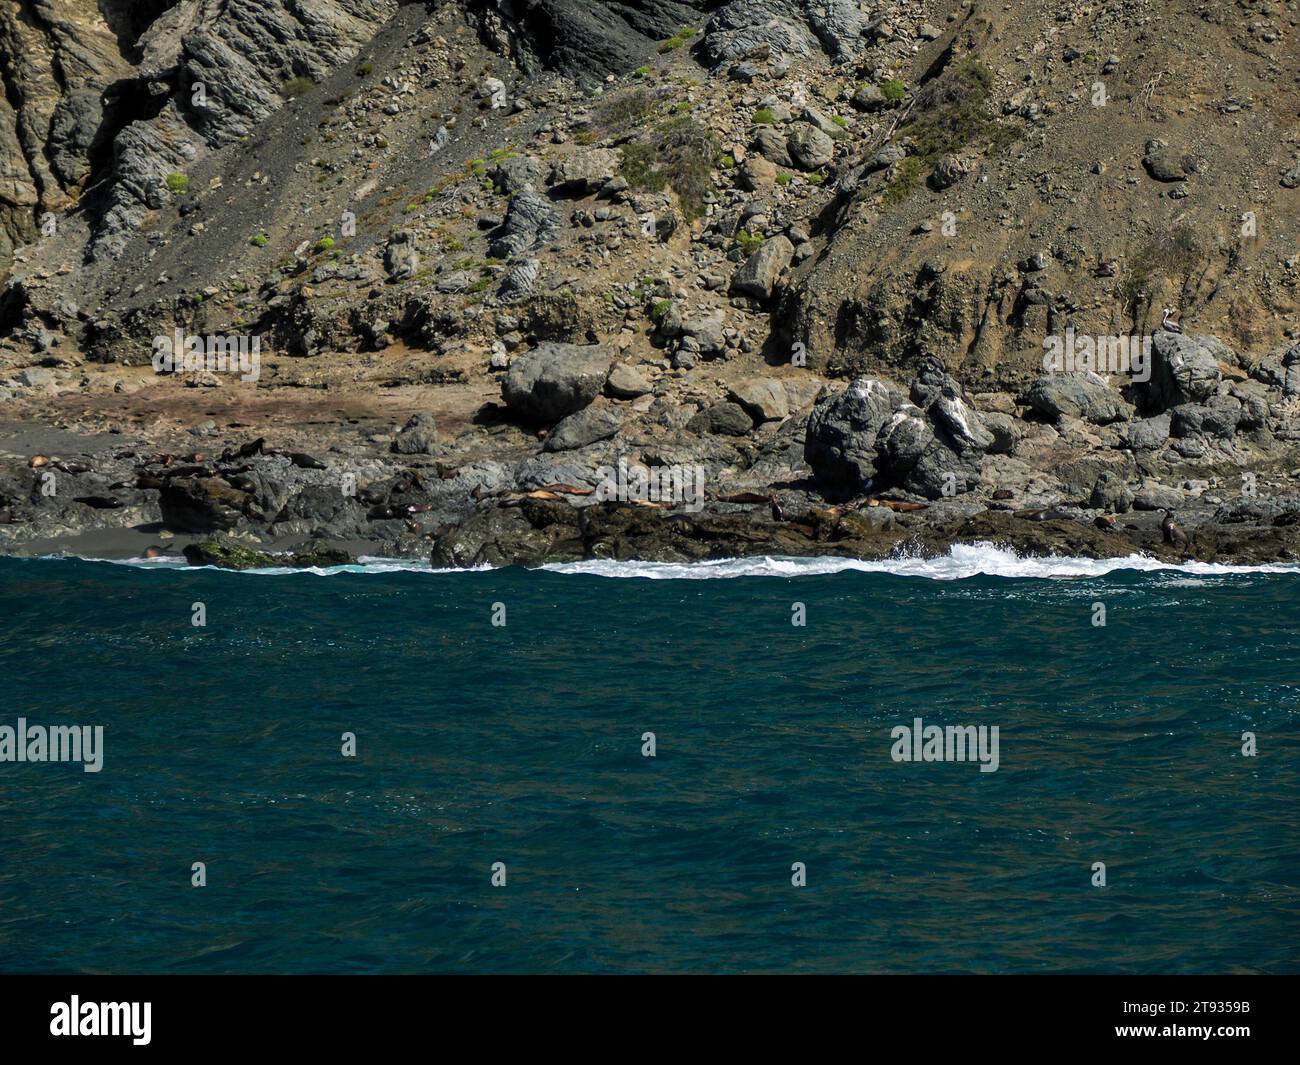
[{"left": 0, "top": 0, "right": 1297, "bottom": 566}]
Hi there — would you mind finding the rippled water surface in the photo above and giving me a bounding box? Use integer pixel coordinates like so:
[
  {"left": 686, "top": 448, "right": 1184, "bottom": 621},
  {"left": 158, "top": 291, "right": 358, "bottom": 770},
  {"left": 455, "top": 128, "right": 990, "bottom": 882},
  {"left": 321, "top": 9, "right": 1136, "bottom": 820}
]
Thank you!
[{"left": 0, "top": 550, "right": 1297, "bottom": 973}]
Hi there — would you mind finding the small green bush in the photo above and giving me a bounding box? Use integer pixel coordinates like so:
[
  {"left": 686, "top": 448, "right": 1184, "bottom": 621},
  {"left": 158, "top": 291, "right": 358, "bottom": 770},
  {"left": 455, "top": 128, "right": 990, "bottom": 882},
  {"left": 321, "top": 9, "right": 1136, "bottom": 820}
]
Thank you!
[
  {"left": 314, "top": 236, "right": 335, "bottom": 253},
  {"left": 736, "top": 231, "right": 764, "bottom": 254},
  {"left": 752, "top": 108, "right": 776, "bottom": 125},
  {"left": 250, "top": 234, "right": 268, "bottom": 247},
  {"left": 356, "top": 60, "right": 374, "bottom": 77},
  {"left": 881, "top": 78, "right": 906, "bottom": 102},
  {"left": 283, "top": 76, "right": 317, "bottom": 98},
  {"left": 165, "top": 172, "right": 189, "bottom": 194}
]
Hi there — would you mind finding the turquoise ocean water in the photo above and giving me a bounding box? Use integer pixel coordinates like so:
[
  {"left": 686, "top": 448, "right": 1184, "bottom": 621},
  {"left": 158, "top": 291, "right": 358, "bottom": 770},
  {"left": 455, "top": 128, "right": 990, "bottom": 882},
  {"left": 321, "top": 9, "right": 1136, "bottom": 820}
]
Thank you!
[{"left": 0, "top": 549, "right": 1296, "bottom": 973}]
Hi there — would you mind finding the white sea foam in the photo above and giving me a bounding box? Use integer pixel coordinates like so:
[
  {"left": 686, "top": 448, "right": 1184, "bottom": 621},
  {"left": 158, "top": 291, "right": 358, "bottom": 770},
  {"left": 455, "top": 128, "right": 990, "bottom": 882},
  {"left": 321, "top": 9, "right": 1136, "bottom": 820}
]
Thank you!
[
  {"left": 540, "top": 543, "right": 1300, "bottom": 581},
  {"left": 60, "top": 541, "right": 1300, "bottom": 580}
]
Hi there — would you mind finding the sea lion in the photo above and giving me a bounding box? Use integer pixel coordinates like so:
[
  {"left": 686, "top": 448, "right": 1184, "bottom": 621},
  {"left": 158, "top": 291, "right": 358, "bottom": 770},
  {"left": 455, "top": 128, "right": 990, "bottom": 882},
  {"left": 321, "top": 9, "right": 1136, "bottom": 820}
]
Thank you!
[
  {"left": 1161, "top": 509, "right": 1189, "bottom": 547},
  {"left": 74, "top": 496, "right": 123, "bottom": 510},
  {"left": 143, "top": 546, "right": 169, "bottom": 559},
  {"left": 770, "top": 493, "right": 786, "bottom": 522},
  {"left": 1094, "top": 514, "right": 1117, "bottom": 530}
]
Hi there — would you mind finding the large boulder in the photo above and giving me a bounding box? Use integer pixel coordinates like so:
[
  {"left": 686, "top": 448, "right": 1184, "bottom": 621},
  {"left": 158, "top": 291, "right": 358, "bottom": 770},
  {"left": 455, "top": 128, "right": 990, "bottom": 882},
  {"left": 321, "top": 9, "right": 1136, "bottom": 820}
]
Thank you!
[
  {"left": 549, "top": 148, "right": 620, "bottom": 193},
  {"left": 390, "top": 412, "right": 437, "bottom": 455},
  {"left": 159, "top": 477, "right": 249, "bottom": 532},
  {"left": 786, "top": 122, "right": 835, "bottom": 170},
  {"left": 730, "top": 235, "right": 794, "bottom": 299},
  {"left": 502, "top": 342, "right": 615, "bottom": 423},
  {"left": 804, "top": 377, "right": 898, "bottom": 489},
  {"left": 1023, "top": 371, "right": 1131, "bottom": 424},
  {"left": 1144, "top": 332, "right": 1226, "bottom": 409},
  {"left": 543, "top": 400, "right": 624, "bottom": 451},
  {"left": 729, "top": 378, "right": 790, "bottom": 422},
  {"left": 489, "top": 187, "right": 560, "bottom": 260}
]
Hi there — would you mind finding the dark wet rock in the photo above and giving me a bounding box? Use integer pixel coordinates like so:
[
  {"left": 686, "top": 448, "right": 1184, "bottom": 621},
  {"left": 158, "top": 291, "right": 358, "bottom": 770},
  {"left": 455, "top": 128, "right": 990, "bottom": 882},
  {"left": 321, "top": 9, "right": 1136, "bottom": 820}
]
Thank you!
[
  {"left": 183, "top": 538, "right": 276, "bottom": 570},
  {"left": 804, "top": 377, "right": 898, "bottom": 489},
  {"left": 160, "top": 476, "right": 249, "bottom": 532},
  {"left": 182, "top": 536, "right": 355, "bottom": 570}
]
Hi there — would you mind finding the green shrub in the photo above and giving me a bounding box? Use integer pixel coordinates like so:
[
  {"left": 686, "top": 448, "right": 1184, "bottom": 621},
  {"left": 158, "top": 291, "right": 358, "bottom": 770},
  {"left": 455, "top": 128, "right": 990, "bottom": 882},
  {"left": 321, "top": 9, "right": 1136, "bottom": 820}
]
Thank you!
[
  {"left": 736, "top": 231, "right": 764, "bottom": 254},
  {"left": 776, "top": 172, "right": 792, "bottom": 186},
  {"left": 752, "top": 108, "right": 776, "bottom": 125},
  {"left": 165, "top": 172, "right": 189, "bottom": 194},
  {"left": 881, "top": 78, "right": 906, "bottom": 102},
  {"left": 356, "top": 60, "right": 374, "bottom": 77},
  {"left": 882, "top": 157, "right": 924, "bottom": 205},
  {"left": 250, "top": 234, "right": 268, "bottom": 247},
  {"left": 314, "top": 236, "right": 335, "bottom": 253},
  {"left": 1120, "top": 222, "right": 1204, "bottom": 314},
  {"left": 650, "top": 299, "right": 674, "bottom": 322},
  {"left": 617, "top": 115, "right": 718, "bottom": 220},
  {"left": 282, "top": 75, "right": 317, "bottom": 98},
  {"left": 596, "top": 88, "right": 656, "bottom": 132},
  {"left": 881, "top": 60, "right": 1021, "bottom": 206},
  {"left": 658, "top": 27, "right": 697, "bottom": 53}
]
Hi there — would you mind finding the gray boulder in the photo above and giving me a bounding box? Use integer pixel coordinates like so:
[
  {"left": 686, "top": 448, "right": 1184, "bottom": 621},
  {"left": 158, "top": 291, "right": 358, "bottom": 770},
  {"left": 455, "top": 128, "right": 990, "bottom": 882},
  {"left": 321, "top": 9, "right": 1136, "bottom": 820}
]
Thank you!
[
  {"left": 390, "top": 412, "right": 437, "bottom": 455},
  {"left": 688, "top": 401, "right": 754, "bottom": 436},
  {"left": 1125, "top": 413, "right": 1171, "bottom": 450},
  {"left": 543, "top": 400, "right": 624, "bottom": 451},
  {"left": 1023, "top": 372, "right": 1131, "bottom": 424},
  {"left": 730, "top": 235, "right": 794, "bottom": 299},
  {"left": 787, "top": 122, "right": 835, "bottom": 170},
  {"left": 549, "top": 148, "right": 620, "bottom": 193},
  {"left": 1090, "top": 471, "right": 1134, "bottom": 513},
  {"left": 489, "top": 187, "right": 560, "bottom": 260},
  {"left": 383, "top": 231, "right": 419, "bottom": 281},
  {"left": 502, "top": 342, "right": 614, "bottom": 423},
  {"left": 729, "top": 378, "right": 790, "bottom": 422},
  {"left": 1145, "top": 332, "right": 1226, "bottom": 409},
  {"left": 804, "top": 377, "right": 899, "bottom": 489}
]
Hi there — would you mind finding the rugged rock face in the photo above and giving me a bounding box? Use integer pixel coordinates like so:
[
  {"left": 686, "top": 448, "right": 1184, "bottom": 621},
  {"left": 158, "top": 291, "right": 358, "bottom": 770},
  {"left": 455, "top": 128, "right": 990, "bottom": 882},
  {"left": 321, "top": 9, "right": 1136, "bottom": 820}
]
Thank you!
[
  {"left": 0, "top": 0, "right": 1298, "bottom": 569},
  {"left": 0, "top": 0, "right": 395, "bottom": 272}
]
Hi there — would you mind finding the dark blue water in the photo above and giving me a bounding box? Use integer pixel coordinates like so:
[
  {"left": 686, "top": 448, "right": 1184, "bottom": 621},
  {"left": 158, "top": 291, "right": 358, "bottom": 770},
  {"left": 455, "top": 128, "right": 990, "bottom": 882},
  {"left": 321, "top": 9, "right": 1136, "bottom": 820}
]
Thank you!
[{"left": 0, "top": 554, "right": 1297, "bottom": 973}]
